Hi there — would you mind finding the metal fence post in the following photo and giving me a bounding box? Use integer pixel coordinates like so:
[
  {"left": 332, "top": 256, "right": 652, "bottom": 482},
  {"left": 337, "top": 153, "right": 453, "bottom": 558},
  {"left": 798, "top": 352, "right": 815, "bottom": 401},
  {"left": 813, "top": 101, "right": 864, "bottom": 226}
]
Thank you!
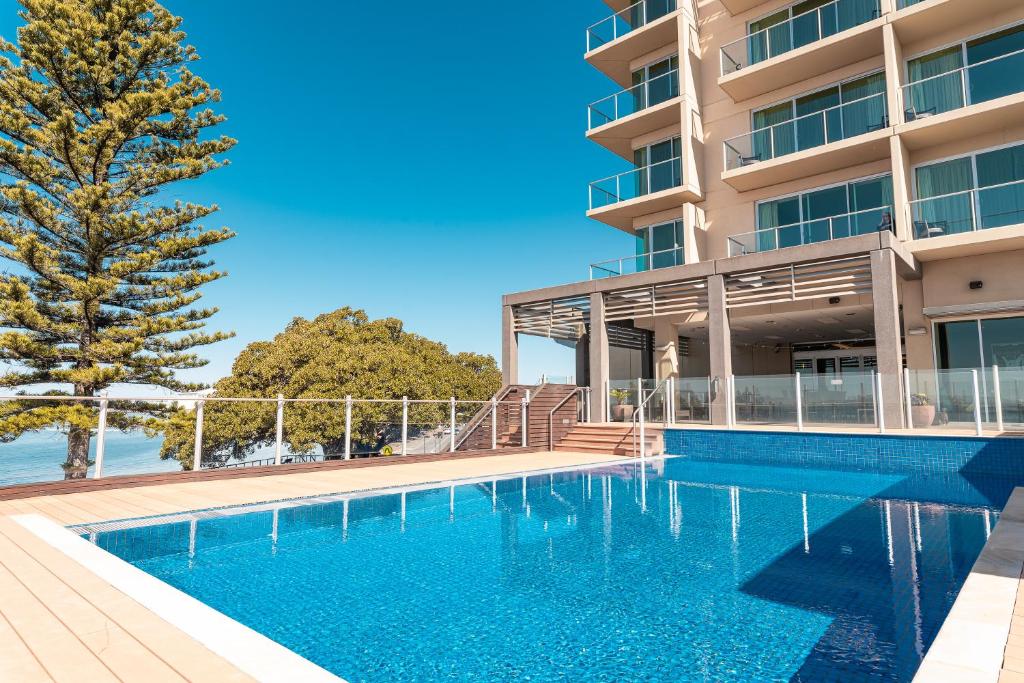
[
  {"left": 903, "top": 368, "right": 914, "bottom": 430},
  {"left": 274, "top": 394, "right": 284, "bottom": 466},
  {"left": 971, "top": 369, "right": 983, "bottom": 436},
  {"left": 994, "top": 365, "right": 1005, "bottom": 433},
  {"left": 521, "top": 395, "right": 528, "bottom": 447},
  {"left": 192, "top": 400, "right": 204, "bottom": 472},
  {"left": 795, "top": 372, "right": 803, "bottom": 432},
  {"left": 401, "top": 396, "right": 409, "bottom": 456},
  {"left": 344, "top": 395, "right": 352, "bottom": 460},
  {"left": 450, "top": 397, "right": 457, "bottom": 452},
  {"left": 875, "top": 372, "right": 886, "bottom": 434},
  {"left": 639, "top": 394, "right": 646, "bottom": 461},
  {"left": 605, "top": 379, "right": 611, "bottom": 423},
  {"left": 93, "top": 395, "right": 108, "bottom": 479},
  {"left": 491, "top": 396, "right": 498, "bottom": 450}
]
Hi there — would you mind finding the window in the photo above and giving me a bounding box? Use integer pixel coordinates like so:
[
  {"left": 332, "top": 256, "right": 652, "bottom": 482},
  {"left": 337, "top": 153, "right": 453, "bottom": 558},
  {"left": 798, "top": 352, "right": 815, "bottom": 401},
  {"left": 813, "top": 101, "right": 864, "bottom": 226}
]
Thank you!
[
  {"left": 631, "top": 56, "right": 679, "bottom": 112},
  {"left": 905, "top": 24, "right": 1024, "bottom": 119},
  {"left": 750, "top": 72, "right": 886, "bottom": 161},
  {"left": 746, "top": 0, "right": 880, "bottom": 65},
  {"left": 634, "top": 137, "right": 682, "bottom": 195},
  {"left": 913, "top": 142, "right": 1024, "bottom": 237},
  {"left": 755, "top": 175, "right": 894, "bottom": 250},
  {"left": 634, "top": 221, "right": 684, "bottom": 271}
]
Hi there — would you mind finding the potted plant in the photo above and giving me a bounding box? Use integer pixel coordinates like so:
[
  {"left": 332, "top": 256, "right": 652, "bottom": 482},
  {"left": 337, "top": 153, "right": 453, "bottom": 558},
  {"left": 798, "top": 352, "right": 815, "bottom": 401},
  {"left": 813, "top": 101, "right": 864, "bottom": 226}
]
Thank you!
[
  {"left": 609, "top": 388, "right": 634, "bottom": 422},
  {"left": 910, "top": 393, "right": 936, "bottom": 428}
]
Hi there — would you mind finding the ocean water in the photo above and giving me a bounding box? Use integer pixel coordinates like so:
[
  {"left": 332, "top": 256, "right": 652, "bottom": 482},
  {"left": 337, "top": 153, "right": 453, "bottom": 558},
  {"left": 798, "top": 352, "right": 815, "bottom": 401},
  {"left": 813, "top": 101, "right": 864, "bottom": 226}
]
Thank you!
[
  {"left": 86, "top": 457, "right": 1006, "bottom": 682},
  {"left": 0, "top": 430, "right": 180, "bottom": 485}
]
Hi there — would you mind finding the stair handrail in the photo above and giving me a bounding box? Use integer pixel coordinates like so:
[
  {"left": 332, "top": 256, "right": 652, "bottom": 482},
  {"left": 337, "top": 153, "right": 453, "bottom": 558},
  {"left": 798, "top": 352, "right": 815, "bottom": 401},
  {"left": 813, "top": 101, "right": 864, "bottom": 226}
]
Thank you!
[
  {"left": 455, "top": 384, "right": 529, "bottom": 450},
  {"left": 631, "top": 377, "right": 670, "bottom": 459},
  {"left": 548, "top": 386, "right": 586, "bottom": 450}
]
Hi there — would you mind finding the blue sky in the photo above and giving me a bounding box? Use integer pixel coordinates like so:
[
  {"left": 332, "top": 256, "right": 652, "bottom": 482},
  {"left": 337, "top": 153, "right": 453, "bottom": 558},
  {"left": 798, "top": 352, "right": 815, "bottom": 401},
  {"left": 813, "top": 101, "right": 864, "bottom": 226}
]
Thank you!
[{"left": 0, "top": 1, "right": 634, "bottom": 388}]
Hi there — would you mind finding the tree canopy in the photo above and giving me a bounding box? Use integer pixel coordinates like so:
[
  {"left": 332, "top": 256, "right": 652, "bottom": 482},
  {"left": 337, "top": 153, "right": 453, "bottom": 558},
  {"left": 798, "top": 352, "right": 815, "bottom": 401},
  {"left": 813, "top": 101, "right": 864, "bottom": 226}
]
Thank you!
[
  {"left": 0, "top": 0, "right": 235, "bottom": 477},
  {"left": 158, "top": 308, "right": 502, "bottom": 468}
]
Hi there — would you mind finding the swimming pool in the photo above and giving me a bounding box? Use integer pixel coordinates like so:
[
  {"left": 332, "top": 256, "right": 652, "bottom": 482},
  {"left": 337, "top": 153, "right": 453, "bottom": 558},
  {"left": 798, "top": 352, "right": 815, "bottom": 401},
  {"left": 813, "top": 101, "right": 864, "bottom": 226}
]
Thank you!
[{"left": 83, "top": 457, "right": 1009, "bottom": 681}]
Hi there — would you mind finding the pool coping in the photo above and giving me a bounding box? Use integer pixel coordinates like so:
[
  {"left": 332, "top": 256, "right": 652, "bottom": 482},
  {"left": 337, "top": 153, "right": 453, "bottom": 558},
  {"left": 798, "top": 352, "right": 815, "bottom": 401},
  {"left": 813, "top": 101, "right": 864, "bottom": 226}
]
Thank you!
[{"left": 914, "top": 485, "right": 1024, "bottom": 682}]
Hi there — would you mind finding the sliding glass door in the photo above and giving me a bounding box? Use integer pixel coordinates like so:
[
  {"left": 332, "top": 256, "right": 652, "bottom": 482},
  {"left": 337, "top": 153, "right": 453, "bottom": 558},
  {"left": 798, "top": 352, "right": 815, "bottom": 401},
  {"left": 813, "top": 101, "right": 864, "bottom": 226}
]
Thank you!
[
  {"left": 935, "top": 316, "right": 1024, "bottom": 424},
  {"left": 631, "top": 56, "right": 679, "bottom": 112},
  {"left": 634, "top": 137, "right": 681, "bottom": 196},
  {"left": 634, "top": 221, "right": 684, "bottom": 272}
]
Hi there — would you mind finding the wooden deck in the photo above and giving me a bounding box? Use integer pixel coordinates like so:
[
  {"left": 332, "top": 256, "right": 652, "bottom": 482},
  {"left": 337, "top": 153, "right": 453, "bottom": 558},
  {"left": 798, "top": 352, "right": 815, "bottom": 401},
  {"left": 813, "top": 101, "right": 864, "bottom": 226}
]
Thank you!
[{"left": 0, "top": 450, "right": 631, "bottom": 681}]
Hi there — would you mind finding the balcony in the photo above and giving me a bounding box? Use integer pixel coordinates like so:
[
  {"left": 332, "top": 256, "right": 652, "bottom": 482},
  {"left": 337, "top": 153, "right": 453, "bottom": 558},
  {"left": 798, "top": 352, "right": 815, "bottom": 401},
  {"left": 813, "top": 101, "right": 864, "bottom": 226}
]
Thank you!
[
  {"left": 718, "top": 0, "right": 884, "bottom": 102},
  {"left": 892, "top": 0, "right": 1024, "bottom": 44},
  {"left": 898, "top": 48, "right": 1024, "bottom": 150},
  {"left": 726, "top": 206, "right": 894, "bottom": 257},
  {"left": 722, "top": 92, "right": 890, "bottom": 191},
  {"left": 588, "top": 70, "right": 681, "bottom": 158},
  {"left": 588, "top": 157, "right": 694, "bottom": 230},
  {"left": 590, "top": 246, "right": 685, "bottom": 279},
  {"left": 586, "top": 1, "right": 682, "bottom": 87},
  {"left": 910, "top": 180, "right": 1024, "bottom": 240}
]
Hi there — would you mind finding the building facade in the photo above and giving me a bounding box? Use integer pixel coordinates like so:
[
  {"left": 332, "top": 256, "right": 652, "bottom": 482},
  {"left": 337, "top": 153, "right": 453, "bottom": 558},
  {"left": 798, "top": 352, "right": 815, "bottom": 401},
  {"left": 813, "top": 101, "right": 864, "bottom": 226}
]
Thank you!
[{"left": 501, "top": 0, "right": 1024, "bottom": 427}]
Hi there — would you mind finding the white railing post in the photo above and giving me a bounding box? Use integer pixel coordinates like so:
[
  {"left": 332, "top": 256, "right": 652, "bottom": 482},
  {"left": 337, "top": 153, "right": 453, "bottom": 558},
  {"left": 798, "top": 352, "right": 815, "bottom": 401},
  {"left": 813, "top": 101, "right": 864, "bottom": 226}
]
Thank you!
[
  {"left": 795, "top": 372, "right": 804, "bottom": 432},
  {"left": 192, "top": 400, "right": 204, "bottom": 472},
  {"left": 344, "top": 395, "right": 352, "bottom": 460},
  {"left": 639, "top": 396, "right": 646, "bottom": 461},
  {"left": 605, "top": 379, "right": 611, "bottom": 423},
  {"left": 876, "top": 372, "right": 886, "bottom": 434},
  {"left": 521, "top": 394, "right": 528, "bottom": 447},
  {"left": 450, "top": 396, "right": 457, "bottom": 452},
  {"left": 401, "top": 396, "right": 409, "bottom": 456},
  {"left": 994, "top": 366, "right": 1005, "bottom": 433},
  {"left": 904, "top": 368, "right": 914, "bottom": 431},
  {"left": 274, "top": 394, "right": 284, "bottom": 466},
  {"left": 491, "top": 396, "right": 498, "bottom": 449},
  {"left": 667, "top": 377, "right": 675, "bottom": 425},
  {"left": 93, "top": 395, "right": 108, "bottom": 479},
  {"left": 971, "top": 369, "right": 983, "bottom": 436},
  {"left": 636, "top": 377, "right": 643, "bottom": 420}
]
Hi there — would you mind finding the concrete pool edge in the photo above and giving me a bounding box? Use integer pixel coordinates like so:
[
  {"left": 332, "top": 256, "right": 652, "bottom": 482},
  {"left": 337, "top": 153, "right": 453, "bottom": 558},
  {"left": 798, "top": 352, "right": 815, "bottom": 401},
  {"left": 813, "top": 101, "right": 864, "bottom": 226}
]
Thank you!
[
  {"left": 914, "top": 485, "right": 1024, "bottom": 682},
  {"left": 13, "top": 512, "right": 344, "bottom": 683}
]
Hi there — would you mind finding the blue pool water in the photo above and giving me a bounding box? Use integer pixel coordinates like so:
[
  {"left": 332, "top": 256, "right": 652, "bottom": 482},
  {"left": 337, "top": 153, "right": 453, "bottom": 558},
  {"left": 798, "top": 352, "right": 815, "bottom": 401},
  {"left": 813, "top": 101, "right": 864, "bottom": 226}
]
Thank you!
[{"left": 86, "top": 457, "right": 1010, "bottom": 682}]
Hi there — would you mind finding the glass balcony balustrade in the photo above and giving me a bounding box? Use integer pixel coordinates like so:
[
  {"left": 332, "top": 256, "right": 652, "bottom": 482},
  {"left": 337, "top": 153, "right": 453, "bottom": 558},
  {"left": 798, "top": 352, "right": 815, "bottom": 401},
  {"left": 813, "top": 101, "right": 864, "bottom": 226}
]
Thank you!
[
  {"left": 590, "top": 246, "right": 685, "bottom": 279},
  {"left": 588, "top": 69, "right": 680, "bottom": 129},
  {"left": 720, "top": 0, "right": 881, "bottom": 75},
  {"left": 724, "top": 92, "right": 887, "bottom": 170},
  {"left": 587, "top": 0, "right": 677, "bottom": 52},
  {"left": 903, "top": 47, "right": 1024, "bottom": 122},
  {"left": 910, "top": 179, "right": 1024, "bottom": 239},
  {"left": 589, "top": 157, "right": 683, "bottom": 210},
  {"left": 727, "top": 205, "right": 894, "bottom": 256}
]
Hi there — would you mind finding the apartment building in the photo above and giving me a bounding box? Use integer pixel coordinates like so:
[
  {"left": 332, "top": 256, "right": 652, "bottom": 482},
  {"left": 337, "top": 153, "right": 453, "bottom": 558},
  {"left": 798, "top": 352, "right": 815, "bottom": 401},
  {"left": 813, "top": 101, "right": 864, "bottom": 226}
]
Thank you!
[{"left": 501, "top": 0, "right": 1024, "bottom": 427}]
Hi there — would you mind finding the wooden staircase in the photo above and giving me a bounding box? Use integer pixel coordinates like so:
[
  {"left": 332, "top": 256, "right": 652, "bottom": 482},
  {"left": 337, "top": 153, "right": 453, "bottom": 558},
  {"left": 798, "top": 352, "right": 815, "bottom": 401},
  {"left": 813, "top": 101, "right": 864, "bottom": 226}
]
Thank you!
[
  {"left": 553, "top": 423, "right": 663, "bottom": 457},
  {"left": 455, "top": 384, "right": 533, "bottom": 451},
  {"left": 525, "top": 383, "right": 581, "bottom": 449}
]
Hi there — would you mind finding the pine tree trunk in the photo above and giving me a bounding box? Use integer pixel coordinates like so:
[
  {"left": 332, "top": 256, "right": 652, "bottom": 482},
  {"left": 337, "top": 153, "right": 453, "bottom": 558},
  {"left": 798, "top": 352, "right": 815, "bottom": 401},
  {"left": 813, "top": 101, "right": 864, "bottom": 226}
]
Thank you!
[{"left": 65, "top": 425, "right": 91, "bottom": 480}]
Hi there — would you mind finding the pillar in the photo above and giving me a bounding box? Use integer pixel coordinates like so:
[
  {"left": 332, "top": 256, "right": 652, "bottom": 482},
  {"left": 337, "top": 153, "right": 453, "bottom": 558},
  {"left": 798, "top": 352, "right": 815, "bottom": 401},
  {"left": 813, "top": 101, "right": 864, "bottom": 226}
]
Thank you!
[
  {"left": 654, "top": 317, "right": 679, "bottom": 380},
  {"left": 501, "top": 304, "right": 518, "bottom": 386},
  {"left": 708, "top": 274, "right": 732, "bottom": 425},
  {"left": 871, "top": 249, "right": 906, "bottom": 427},
  {"left": 589, "top": 292, "right": 610, "bottom": 422}
]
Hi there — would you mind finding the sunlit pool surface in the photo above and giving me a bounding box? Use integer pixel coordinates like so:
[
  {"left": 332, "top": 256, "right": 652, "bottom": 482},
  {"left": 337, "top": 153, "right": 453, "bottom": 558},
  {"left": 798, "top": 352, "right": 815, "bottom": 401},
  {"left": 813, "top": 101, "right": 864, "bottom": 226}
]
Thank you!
[{"left": 85, "top": 457, "right": 1009, "bottom": 682}]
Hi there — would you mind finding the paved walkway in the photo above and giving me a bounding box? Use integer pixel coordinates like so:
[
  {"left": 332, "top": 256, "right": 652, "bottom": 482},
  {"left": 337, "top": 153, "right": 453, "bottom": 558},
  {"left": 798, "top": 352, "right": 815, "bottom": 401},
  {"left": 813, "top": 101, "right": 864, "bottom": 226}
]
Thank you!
[{"left": 0, "top": 450, "right": 628, "bottom": 682}]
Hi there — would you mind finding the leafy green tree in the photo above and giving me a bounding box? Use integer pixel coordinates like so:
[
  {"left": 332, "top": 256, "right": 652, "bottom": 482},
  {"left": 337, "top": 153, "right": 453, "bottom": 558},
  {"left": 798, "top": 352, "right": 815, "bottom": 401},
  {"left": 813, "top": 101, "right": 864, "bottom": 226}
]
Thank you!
[
  {"left": 0, "top": 0, "right": 235, "bottom": 478},
  {"left": 157, "top": 308, "right": 502, "bottom": 468}
]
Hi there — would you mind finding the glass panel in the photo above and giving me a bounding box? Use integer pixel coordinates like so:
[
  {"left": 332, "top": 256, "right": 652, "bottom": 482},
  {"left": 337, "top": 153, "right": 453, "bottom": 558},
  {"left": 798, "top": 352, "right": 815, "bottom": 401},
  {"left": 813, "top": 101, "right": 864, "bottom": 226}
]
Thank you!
[
  {"left": 906, "top": 369, "right": 979, "bottom": 429},
  {"left": 912, "top": 158, "right": 975, "bottom": 237},
  {"left": 998, "top": 366, "right": 1024, "bottom": 429},
  {"left": 673, "top": 377, "right": 710, "bottom": 424},
  {"left": 734, "top": 374, "right": 798, "bottom": 425},
  {"left": 751, "top": 101, "right": 795, "bottom": 161},
  {"left": 650, "top": 221, "right": 681, "bottom": 269},
  {"left": 794, "top": 87, "right": 840, "bottom": 151},
  {"left": 936, "top": 320, "right": 982, "bottom": 370},
  {"left": 975, "top": 144, "right": 1024, "bottom": 187},
  {"left": 800, "top": 369, "right": 877, "bottom": 426},
  {"left": 608, "top": 380, "right": 640, "bottom": 422},
  {"left": 905, "top": 47, "right": 965, "bottom": 119},
  {"left": 748, "top": 10, "right": 790, "bottom": 65}
]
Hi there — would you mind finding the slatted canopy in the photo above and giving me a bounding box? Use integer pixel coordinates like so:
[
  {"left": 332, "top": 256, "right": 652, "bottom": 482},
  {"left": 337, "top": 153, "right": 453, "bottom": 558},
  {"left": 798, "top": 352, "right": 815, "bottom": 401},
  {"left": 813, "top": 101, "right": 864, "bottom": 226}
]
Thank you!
[
  {"left": 512, "top": 296, "right": 590, "bottom": 341},
  {"left": 725, "top": 256, "right": 873, "bottom": 309},
  {"left": 604, "top": 279, "right": 709, "bottom": 322}
]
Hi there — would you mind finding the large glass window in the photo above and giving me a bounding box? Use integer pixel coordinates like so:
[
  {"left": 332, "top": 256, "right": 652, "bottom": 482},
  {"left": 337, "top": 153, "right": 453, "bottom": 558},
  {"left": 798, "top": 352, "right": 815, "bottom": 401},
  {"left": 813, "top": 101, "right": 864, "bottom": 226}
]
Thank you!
[
  {"left": 631, "top": 56, "right": 679, "bottom": 112},
  {"left": 905, "top": 24, "right": 1024, "bottom": 119},
  {"left": 746, "top": 0, "right": 880, "bottom": 65},
  {"left": 634, "top": 221, "right": 684, "bottom": 272},
  {"left": 913, "top": 142, "right": 1024, "bottom": 238},
  {"left": 749, "top": 72, "right": 886, "bottom": 161},
  {"left": 755, "top": 175, "right": 893, "bottom": 250},
  {"left": 634, "top": 137, "right": 682, "bottom": 195},
  {"left": 935, "top": 316, "right": 1024, "bottom": 424}
]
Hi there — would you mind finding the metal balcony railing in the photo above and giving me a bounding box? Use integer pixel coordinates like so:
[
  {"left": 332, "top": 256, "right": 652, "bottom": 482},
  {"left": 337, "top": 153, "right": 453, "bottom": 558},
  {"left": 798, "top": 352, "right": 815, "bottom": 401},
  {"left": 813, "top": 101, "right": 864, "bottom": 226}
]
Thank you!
[
  {"left": 589, "top": 246, "right": 685, "bottom": 279},
  {"left": 903, "top": 47, "right": 1024, "bottom": 122},
  {"left": 724, "top": 92, "right": 887, "bottom": 171},
  {"left": 588, "top": 69, "right": 680, "bottom": 129},
  {"left": 587, "top": 0, "right": 677, "bottom": 52},
  {"left": 720, "top": 0, "right": 880, "bottom": 75},
  {"left": 910, "top": 179, "right": 1024, "bottom": 239},
  {"left": 727, "top": 206, "right": 894, "bottom": 256},
  {"left": 589, "top": 157, "right": 683, "bottom": 210}
]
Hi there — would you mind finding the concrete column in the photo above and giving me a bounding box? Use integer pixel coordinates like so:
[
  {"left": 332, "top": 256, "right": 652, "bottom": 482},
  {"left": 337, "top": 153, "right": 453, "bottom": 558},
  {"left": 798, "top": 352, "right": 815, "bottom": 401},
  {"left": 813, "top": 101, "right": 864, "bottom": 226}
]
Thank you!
[
  {"left": 882, "top": 24, "right": 904, "bottom": 127},
  {"left": 677, "top": 11, "right": 703, "bottom": 201},
  {"left": 589, "top": 292, "right": 610, "bottom": 423},
  {"left": 708, "top": 274, "right": 732, "bottom": 425},
  {"left": 890, "top": 136, "right": 913, "bottom": 243},
  {"left": 871, "top": 249, "right": 906, "bottom": 427},
  {"left": 654, "top": 317, "right": 679, "bottom": 380},
  {"left": 501, "top": 304, "right": 518, "bottom": 386}
]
